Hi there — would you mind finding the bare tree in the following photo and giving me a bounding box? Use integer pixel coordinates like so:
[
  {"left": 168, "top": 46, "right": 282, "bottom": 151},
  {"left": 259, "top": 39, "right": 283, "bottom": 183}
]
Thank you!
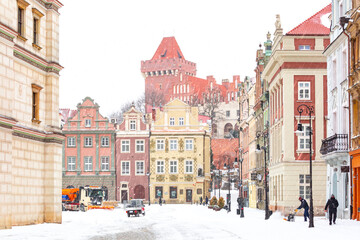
[
  {"left": 145, "top": 88, "right": 164, "bottom": 108},
  {"left": 196, "top": 86, "right": 225, "bottom": 125},
  {"left": 109, "top": 93, "right": 145, "bottom": 123}
]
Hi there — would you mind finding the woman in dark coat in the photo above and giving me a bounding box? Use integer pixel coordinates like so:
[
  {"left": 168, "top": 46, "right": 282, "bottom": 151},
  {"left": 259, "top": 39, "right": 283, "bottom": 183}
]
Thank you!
[{"left": 325, "top": 194, "right": 339, "bottom": 225}]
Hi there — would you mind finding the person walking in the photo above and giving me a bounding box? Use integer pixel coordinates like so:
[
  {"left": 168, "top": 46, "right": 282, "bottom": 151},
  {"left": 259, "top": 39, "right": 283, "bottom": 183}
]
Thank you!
[
  {"left": 325, "top": 194, "right": 339, "bottom": 225},
  {"left": 200, "top": 196, "right": 203, "bottom": 205},
  {"left": 296, "top": 196, "right": 309, "bottom": 222},
  {"left": 159, "top": 196, "right": 162, "bottom": 206},
  {"left": 205, "top": 196, "right": 209, "bottom": 205}
]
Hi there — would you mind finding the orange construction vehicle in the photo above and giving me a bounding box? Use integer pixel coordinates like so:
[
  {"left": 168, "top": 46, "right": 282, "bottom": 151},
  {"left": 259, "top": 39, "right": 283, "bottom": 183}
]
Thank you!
[{"left": 62, "top": 186, "right": 114, "bottom": 211}]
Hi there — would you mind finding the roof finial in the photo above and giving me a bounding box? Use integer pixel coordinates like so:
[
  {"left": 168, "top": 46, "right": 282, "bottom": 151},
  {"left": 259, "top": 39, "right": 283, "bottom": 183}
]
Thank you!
[
  {"left": 275, "top": 14, "right": 281, "bottom": 30},
  {"left": 267, "top": 31, "right": 271, "bottom": 40}
]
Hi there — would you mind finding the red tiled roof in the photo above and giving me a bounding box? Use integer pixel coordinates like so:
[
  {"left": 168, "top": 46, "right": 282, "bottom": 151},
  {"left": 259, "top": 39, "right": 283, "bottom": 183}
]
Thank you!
[
  {"left": 211, "top": 138, "right": 239, "bottom": 170},
  {"left": 187, "top": 76, "right": 229, "bottom": 100},
  {"left": 151, "top": 37, "right": 185, "bottom": 60},
  {"left": 287, "top": 4, "right": 331, "bottom": 36}
]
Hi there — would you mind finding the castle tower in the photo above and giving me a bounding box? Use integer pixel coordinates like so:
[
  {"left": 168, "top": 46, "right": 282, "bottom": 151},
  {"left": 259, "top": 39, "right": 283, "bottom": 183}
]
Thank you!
[{"left": 141, "top": 37, "right": 197, "bottom": 109}]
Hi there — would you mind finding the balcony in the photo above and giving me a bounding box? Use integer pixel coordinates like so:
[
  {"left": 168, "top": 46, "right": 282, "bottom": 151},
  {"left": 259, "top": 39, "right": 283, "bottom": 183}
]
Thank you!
[{"left": 320, "top": 134, "right": 348, "bottom": 155}]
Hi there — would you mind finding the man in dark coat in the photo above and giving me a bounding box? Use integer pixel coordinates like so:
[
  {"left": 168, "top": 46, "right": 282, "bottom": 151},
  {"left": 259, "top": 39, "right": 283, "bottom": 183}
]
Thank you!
[
  {"left": 325, "top": 194, "right": 339, "bottom": 225},
  {"left": 297, "top": 196, "right": 309, "bottom": 222},
  {"left": 205, "top": 196, "right": 209, "bottom": 205}
]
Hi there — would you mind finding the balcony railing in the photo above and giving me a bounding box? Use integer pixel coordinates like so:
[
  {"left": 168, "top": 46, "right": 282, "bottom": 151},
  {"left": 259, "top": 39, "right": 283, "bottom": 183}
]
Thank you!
[{"left": 320, "top": 134, "right": 348, "bottom": 155}]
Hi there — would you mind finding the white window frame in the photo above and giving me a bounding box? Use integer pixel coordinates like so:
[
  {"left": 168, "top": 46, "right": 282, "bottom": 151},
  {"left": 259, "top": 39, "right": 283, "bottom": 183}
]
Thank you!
[
  {"left": 156, "top": 139, "right": 165, "bottom": 151},
  {"left": 299, "top": 174, "right": 310, "bottom": 199},
  {"left": 179, "top": 117, "right": 184, "bottom": 126},
  {"left": 67, "top": 137, "right": 76, "bottom": 147},
  {"left": 169, "top": 117, "right": 175, "bottom": 126},
  {"left": 85, "top": 119, "right": 91, "bottom": 127},
  {"left": 67, "top": 156, "right": 76, "bottom": 171},
  {"left": 135, "top": 161, "right": 145, "bottom": 175},
  {"left": 121, "top": 161, "right": 130, "bottom": 175},
  {"left": 84, "top": 137, "right": 92, "bottom": 147},
  {"left": 298, "top": 82, "right": 310, "bottom": 100},
  {"left": 156, "top": 160, "right": 165, "bottom": 174},
  {"left": 101, "top": 137, "right": 109, "bottom": 147},
  {"left": 130, "top": 120, "right": 136, "bottom": 131},
  {"left": 298, "top": 124, "right": 311, "bottom": 150},
  {"left": 169, "top": 160, "right": 178, "bottom": 174},
  {"left": 185, "top": 139, "right": 193, "bottom": 151},
  {"left": 299, "top": 45, "right": 310, "bottom": 51},
  {"left": 185, "top": 160, "right": 193, "bottom": 174},
  {"left": 170, "top": 139, "right": 178, "bottom": 151},
  {"left": 136, "top": 140, "right": 145, "bottom": 153},
  {"left": 84, "top": 156, "right": 93, "bottom": 172},
  {"left": 121, "top": 140, "right": 130, "bottom": 153},
  {"left": 101, "top": 156, "right": 109, "bottom": 171}
]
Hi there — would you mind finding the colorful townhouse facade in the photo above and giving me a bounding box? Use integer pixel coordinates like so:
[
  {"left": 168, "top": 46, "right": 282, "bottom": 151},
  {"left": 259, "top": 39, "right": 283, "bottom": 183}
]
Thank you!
[
  {"left": 62, "top": 97, "right": 116, "bottom": 200},
  {"left": 149, "top": 99, "right": 211, "bottom": 204},
  {"left": 322, "top": 0, "right": 352, "bottom": 219},
  {"left": 262, "top": 6, "right": 330, "bottom": 215},
  {"left": 115, "top": 105, "right": 150, "bottom": 203},
  {"left": 0, "top": 0, "right": 64, "bottom": 229},
  {"left": 347, "top": 0, "right": 360, "bottom": 221}
]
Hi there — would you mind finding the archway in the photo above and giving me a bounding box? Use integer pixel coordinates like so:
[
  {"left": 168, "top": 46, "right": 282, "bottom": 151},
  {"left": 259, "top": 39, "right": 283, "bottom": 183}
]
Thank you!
[{"left": 224, "top": 123, "right": 233, "bottom": 136}]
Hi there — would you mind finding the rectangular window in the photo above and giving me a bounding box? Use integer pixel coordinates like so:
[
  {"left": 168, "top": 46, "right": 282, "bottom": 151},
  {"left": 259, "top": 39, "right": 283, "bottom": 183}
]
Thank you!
[
  {"left": 136, "top": 140, "right": 145, "bottom": 152},
  {"left": 185, "top": 160, "right": 193, "bottom": 174},
  {"left": 136, "top": 161, "right": 144, "bottom": 175},
  {"left": 155, "top": 186, "right": 163, "bottom": 198},
  {"left": 197, "top": 188, "right": 202, "bottom": 194},
  {"left": 130, "top": 120, "right": 136, "bottom": 130},
  {"left": 299, "top": 174, "right": 310, "bottom": 199},
  {"left": 101, "top": 137, "right": 109, "bottom": 147},
  {"left": 169, "top": 117, "right": 175, "bottom": 126},
  {"left": 67, "top": 137, "right": 76, "bottom": 147},
  {"left": 169, "top": 160, "right": 178, "bottom": 174},
  {"left": 85, "top": 119, "right": 91, "bottom": 127},
  {"left": 170, "top": 187, "right": 177, "bottom": 199},
  {"left": 121, "top": 140, "right": 130, "bottom": 152},
  {"left": 179, "top": 117, "right": 184, "bottom": 126},
  {"left": 101, "top": 156, "right": 109, "bottom": 171},
  {"left": 31, "top": 84, "right": 42, "bottom": 123},
  {"left": 84, "top": 156, "right": 93, "bottom": 171},
  {"left": 84, "top": 137, "right": 93, "bottom": 147},
  {"left": 170, "top": 139, "right": 178, "bottom": 150},
  {"left": 18, "top": 7, "right": 24, "bottom": 36},
  {"left": 185, "top": 139, "right": 193, "bottom": 151},
  {"left": 237, "top": 110, "right": 240, "bottom": 116},
  {"left": 67, "top": 157, "right": 76, "bottom": 171},
  {"left": 156, "top": 160, "right": 165, "bottom": 174},
  {"left": 298, "top": 125, "right": 311, "bottom": 150},
  {"left": 121, "top": 161, "right": 130, "bottom": 175},
  {"left": 226, "top": 111, "right": 230, "bottom": 117},
  {"left": 299, "top": 45, "right": 310, "bottom": 50},
  {"left": 156, "top": 139, "right": 164, "bottom": 151},
  {"left": 33, "top": 18, "right": 38, "bottom": 44},
  {"left": 298, "top": 82, "right": 310, "bottom": 100}
]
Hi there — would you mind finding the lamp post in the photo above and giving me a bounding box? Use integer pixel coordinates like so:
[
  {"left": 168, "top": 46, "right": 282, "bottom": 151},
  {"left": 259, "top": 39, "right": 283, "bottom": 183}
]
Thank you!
[
  {"left": 224, "top": 157, "right": 232, "bottom": 212},
  {"left": 256, "top": 130, "right": 270, "bottom": 220},
  {"left": 146, "top": 171, "right": 151, "bottom": 206},
  {"left": 295, "top": 104, "right": 314, "bottom": 228}
]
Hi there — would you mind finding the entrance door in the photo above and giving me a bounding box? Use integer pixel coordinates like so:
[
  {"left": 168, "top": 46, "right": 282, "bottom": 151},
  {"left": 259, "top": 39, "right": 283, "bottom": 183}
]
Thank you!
[
  {"left": 121, "top": 190, "right": 128, "bottom": 203},
  {"left": 186, "top": 189, "right": 192, "bottom": 203}
]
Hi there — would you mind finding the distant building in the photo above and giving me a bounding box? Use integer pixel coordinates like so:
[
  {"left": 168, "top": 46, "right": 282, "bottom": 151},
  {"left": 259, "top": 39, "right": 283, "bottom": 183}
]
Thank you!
[
  {"left": 116, "top": 105, "right": 150, "bottom": 203},
  {"left": 149, "top": 99, "right": 211, "bottom": 204},
  {"left": 322, "top": 0, "right": 351, "bottom": 219},
  {"left": 62, "top": 97, "right": 116, "bottom": 200},
  {"left": 0, "top": 0, "right": 64, "bottom": 229},
  {"left": 262, "top": 5, "right": 331, "bottom": 215}
]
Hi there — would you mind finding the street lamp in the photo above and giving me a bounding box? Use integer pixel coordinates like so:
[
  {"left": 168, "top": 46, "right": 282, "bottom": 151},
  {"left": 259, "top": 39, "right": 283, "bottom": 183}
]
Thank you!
[
  {"left": 236, "top": 156, "right": 244, "bottom": 218},
  {"left": 256, "top": 130, "right": 270, "bottom": 220},
  {"left": 295, "top": 104, "right": 314, "bottom": 228},
  {"left": 146, "top": 171, "right": 151, "bottom": 206},
  {"left": 224, "top": 158, "right": 232, "bottom": 212}
]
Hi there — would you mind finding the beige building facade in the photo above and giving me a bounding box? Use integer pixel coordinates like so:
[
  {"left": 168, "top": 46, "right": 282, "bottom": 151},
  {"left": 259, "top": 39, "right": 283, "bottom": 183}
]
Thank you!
[
  {"left": 149, "top": 99, "right": 211, "bottom": 204},
  {"left": 0, "top": 0, "right": 64, "bottom": 229}
]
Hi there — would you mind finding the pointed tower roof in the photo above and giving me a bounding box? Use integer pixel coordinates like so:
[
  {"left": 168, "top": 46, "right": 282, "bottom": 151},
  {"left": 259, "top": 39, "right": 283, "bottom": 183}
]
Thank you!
[
  {"left": 287, "top": 4, "right": 331, "bottom": 36},
  {"left": 151, "top": 37, "right": 185, "bottom": 60}
]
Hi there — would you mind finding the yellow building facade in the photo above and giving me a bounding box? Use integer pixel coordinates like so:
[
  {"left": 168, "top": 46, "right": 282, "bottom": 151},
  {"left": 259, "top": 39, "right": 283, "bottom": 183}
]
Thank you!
[{"left": 149, "top": 99, "right": 211, "bottom": 204}]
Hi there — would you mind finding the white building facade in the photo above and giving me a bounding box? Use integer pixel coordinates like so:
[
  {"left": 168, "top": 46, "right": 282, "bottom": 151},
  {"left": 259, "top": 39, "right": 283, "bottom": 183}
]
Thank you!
[{"left": 321, "top": 0, "right": 352, "bottom": 219}]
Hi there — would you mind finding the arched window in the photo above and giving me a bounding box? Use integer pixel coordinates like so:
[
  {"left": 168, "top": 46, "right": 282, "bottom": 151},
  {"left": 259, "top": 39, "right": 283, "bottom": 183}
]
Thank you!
[
  {"left": 177, "top": 85, "right": 179, "bottom": 94},
  {"left": 224, "top": 123, "right": 233, "bottom": 136},
  {"left": 180, "top": 85, "right": 182, "bottom": 94},
  {"left": 187, "top": 84, "right": 189, "bottom": 93},
  {"left": 173, "top": 86, "right": 176, "bottom": 94}
]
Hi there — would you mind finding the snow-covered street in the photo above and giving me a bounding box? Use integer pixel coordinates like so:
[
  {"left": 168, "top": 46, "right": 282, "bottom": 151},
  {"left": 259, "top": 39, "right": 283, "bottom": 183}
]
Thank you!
[{"left": 0, "top": 190, "right": 359, "bottom": 240}]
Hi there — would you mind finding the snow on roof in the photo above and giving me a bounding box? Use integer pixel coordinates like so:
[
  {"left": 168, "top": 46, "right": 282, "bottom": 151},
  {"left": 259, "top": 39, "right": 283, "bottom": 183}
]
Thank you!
[{"left": 286, "top": 4, "right": 331, "bottom": 36}]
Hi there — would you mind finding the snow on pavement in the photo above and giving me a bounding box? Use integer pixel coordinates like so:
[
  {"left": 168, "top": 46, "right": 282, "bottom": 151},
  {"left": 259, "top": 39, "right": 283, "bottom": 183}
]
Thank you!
[{"left": 0, "top": 192, "right": 359, "bottom": 240}]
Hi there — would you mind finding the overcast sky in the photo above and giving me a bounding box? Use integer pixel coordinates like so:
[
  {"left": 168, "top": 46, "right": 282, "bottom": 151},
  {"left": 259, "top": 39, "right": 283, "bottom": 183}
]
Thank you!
[{"left": 59, "top": 0, "right": 331, "bottom": 116}]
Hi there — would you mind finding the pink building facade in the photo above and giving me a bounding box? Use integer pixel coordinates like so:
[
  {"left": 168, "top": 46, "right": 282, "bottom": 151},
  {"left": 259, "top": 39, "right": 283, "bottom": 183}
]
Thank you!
[
  {"left": 62, "top": 97, "right": 116, "bottom": 200},
  {"left": 116, "top": 106, "right": 150, "bottom": 202}
]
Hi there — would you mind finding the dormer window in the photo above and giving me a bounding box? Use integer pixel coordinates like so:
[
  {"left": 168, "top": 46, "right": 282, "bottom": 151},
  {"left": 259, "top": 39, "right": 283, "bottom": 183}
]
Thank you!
[
  {"left": 130, "top": 120, "right": 136, "bottom": 130},
  {"left": 299, "top": 45, "right": 310, "bottom": 51},
  {"left": 85, "top": 119, "right": 91, "bottom": 127}
]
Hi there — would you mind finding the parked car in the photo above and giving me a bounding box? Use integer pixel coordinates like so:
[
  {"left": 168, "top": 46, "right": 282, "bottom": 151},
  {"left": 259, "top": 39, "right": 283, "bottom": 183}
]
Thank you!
[{"left": 125, "top": 199, "right": 145, "bottom": 217}]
